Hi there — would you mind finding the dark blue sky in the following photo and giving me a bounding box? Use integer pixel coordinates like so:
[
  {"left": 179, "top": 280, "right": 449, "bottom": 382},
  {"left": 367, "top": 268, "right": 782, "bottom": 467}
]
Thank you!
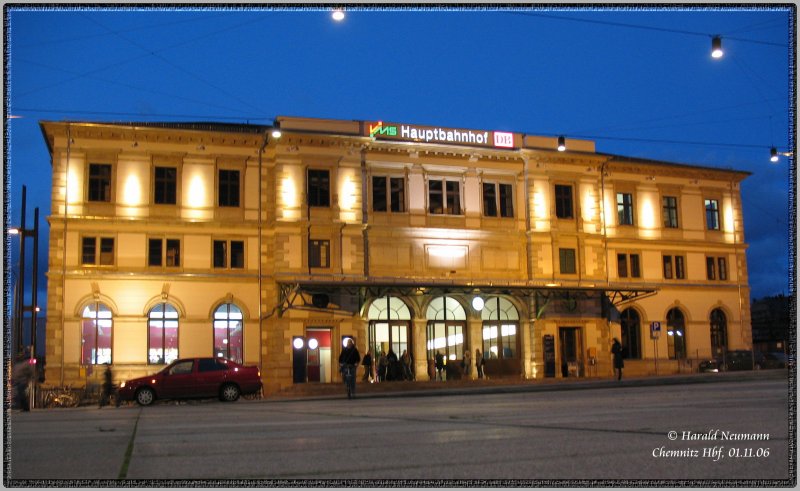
[{"left": 5, "top": 6, "right": 794, "bottom": 314}]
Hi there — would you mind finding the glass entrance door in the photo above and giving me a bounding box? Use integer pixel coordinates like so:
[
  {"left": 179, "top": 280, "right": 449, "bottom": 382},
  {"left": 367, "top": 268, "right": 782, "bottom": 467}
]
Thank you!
[{"left": 558, "top": 327, "right": 583, "bottom": 377}]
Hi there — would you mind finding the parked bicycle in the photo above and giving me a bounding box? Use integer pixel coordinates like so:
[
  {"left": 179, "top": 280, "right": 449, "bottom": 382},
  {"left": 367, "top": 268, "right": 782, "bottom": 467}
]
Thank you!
[{"left": 42, "top": 386, "right": 79, "bottom": 408}]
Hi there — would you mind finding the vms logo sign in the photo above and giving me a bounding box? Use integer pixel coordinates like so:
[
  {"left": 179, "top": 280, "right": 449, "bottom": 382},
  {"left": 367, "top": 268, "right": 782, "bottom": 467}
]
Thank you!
[{"left": 369, "top": 121, "right": 398, "bottom": 137}]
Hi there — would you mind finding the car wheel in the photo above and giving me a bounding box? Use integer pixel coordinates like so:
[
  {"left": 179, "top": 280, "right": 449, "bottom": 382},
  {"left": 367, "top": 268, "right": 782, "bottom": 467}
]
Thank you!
[
  {"left": 136, "top": 387, "right": 155, "bottom": 406},
  {"left": 220, "top": 383, "right": 240, "bottom": 402}
]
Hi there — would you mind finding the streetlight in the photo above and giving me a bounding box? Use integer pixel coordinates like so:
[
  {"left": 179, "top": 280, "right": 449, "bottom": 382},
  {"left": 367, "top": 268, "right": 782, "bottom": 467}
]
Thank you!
[
  {"left": 711, "top": 36, "right": 723, "bottom": 59},
  {"left": 331, "top": 9, "right": 345, "bottom": 22}
]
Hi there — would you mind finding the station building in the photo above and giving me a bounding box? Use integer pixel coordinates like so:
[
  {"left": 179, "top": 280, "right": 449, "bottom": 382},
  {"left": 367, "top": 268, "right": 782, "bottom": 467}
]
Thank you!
[{"left": 39, "top": 116, "right": 752, "bottom": 393}]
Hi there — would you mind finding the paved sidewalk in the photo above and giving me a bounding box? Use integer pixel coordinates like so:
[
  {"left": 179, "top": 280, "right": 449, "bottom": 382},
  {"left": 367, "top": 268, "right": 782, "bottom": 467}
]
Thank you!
[{"left": 268, "top": 368, "right": 791, "bottom": 402}]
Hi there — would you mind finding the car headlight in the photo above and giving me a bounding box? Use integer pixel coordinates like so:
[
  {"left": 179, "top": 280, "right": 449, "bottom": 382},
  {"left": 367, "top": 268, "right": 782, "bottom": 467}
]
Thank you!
[{"left": 120, "top": 381, "right": 126, "bottom": 388}]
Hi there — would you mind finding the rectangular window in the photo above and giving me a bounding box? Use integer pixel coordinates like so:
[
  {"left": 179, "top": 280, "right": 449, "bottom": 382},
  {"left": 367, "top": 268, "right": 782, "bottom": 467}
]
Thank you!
[
  {"left": 555, "top": 185, "right": 573, "bottom": 219},
  {"left": 429, "top": 179, "right": 461, "bottom": 215},
  {"left": 706, "top": 256, "right": 716, "bottom": 280},
  {"left": 718, "top": 257, "right": 727, "bottom": 280},
  {"left": 446, "top": 181, "right": 461, "bottom": 215},
  {"left": 88, "top": 163, "right": 112, "bottom": 202},
  {"left": 372, "top": 176, "right": 406, "bottom": 213},
  {"left": 372, "top": 176, "right": 387, "bottom": 212},
  {"left": 309, "top": 239, "right": 330, "bottom": 268},
  {"left": 308, "top": 169, "right": 330, "bottom": 207},
  {"left": 662, "top": 255, "right": 673, "bottom": 279},
  {"left": 82, "top": 237, "right": 115, "bottom": 265},
  {"left": 662, "top": 196, "right": 679, "bottom": 228},
  {"left": 618, "top": 253, "right": 641, "bottom": 278},
  {"left": 675, "top": 255, "right": 685, "bottom": 279},
  {"left": 429, "top": 180, "right": 443, "bottom": 214},
  {"left": 705, "top": 199, "right": 720, "bottom": 230},
  {"left": 150, "top": 238, "right": 181, "bottom": 267},
  {"left": 148, "top": 239, "right": 163, "bottom": 267},
  {"left": 218, "top": 169, "right": 240, "bottom": 207},
  {"left": 483, "top": 183, "right": 497, "bottom": 217},
  {"left": 617, "top": 192, "right": 634, "bottom": 225},
  {"left": 483, "top": 183, "right": 514, "bottom": 218},
  {"left": 154, "top": 166, "right": 177, "bottom": 205},
  {"left": 390, "top": 177, "right": 405, "bottom": 212},
  {"left": 213, "top": 240, "right": 245, "bottom": 269},
  {"left": 559, "top": 248, "right": 576, "bottom": 274}
]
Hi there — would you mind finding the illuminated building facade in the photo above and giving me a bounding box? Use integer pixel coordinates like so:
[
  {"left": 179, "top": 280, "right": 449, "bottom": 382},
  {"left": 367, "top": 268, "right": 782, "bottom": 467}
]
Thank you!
[{"left": 40, "top": 116, "right": 751, "bottom": 392}]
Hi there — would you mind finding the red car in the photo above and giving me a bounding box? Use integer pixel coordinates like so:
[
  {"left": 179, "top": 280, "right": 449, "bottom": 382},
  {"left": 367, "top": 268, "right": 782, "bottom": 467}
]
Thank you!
[{"left": 118, "top": 357, "right": 262, "bottom": 406}]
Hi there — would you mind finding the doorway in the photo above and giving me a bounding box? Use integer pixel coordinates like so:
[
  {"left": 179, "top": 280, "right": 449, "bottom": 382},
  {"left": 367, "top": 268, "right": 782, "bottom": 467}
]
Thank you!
[
  {"left": 558, "top": 327, "right": 583, "bottom": 378},
  {"left": 306, "top": 328, "right": 332, "bottom": 383}
]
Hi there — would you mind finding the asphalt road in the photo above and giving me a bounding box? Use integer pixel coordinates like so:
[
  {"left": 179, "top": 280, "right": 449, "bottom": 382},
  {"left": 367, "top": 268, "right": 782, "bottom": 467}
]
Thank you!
[{"left": 6, "top": 375, "right": 793, "bottom": 484}]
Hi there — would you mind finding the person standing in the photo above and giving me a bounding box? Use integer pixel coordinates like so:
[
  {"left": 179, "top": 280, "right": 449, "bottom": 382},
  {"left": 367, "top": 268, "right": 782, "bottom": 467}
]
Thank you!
[
  {"left": 99, "top": 363, "right": 113, "bottom": 408},
  {"left": 434, "top": 350, "right": 445, "bottom": 381},
  {"left": 475, "top": 348, "right": 485, "bottom": 379},
  {"left": 611, "top": 338, "right": 624, "bottom": 381},
  {"left": 361, "top": 348, "right": 373, "bottom": 382},
  {"left": 377, "top": 350, "right": 388, "bottom": 382},
  {"left": 462, "top": 350, "right": 472, "bottom": 379}
]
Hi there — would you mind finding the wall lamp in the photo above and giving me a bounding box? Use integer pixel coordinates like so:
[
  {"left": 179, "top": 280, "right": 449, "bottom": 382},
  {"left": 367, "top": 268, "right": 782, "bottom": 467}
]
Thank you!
[
  {"left": 331, "top": 9, "right": 345, "bottom": 21},
  {"left": 711, "top": 36, "right": 723, "bottom": 59},
  {"left": 557, "top": 135, "right": 566, "bottom": 152}
]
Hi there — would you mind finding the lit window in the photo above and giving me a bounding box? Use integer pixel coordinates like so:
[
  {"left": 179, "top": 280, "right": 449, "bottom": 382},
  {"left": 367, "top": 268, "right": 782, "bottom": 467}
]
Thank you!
[
  {"left": 81, "top": 302, "right": 113, "bottom": 365},
  {"left": 148, "top": 303, "right": 179, "bottom": 364},
  {"left": 213, "top": 303, "right": 243, "bottom": 363}
]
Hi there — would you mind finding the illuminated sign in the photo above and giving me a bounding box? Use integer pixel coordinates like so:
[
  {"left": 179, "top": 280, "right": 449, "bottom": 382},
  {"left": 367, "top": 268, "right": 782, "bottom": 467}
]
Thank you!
[{"left": 366, "top": 121, "right": 519, "bottom": 149}]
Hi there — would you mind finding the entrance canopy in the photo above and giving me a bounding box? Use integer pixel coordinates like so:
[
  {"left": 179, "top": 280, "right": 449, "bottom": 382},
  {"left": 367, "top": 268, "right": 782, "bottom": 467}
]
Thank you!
[{"left": 274, "top": 280, "right": 656, "bottom": 317}]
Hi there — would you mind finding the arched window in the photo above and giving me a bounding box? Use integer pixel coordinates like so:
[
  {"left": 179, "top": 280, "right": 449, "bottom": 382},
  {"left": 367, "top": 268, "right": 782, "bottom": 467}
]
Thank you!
[
  {"left": 620, "top": 308, "right": 642, "bottom": 359},
  {"left": 368, "top": 297, "right": 411, "bottom": 361},
  {"left": 426, "top": 296, "right": 466, "bottom": 362},
  {"left": 666, "top": 308, "right": 687, "bottom": 360},
  {"left": 710, "top": 308, "right": 728, "bottom": 356},
  {"left": 213, "top": 303, "right": 243, "bottom": 363},
  {"left": 81, "top": 302, "right": 112, "bottom": 365},
  {"left": 481, "top": 297, "right": 519, "bottom": 360},
  {"left": 148, "top": 303, "right": 179, "bottom": 364}
]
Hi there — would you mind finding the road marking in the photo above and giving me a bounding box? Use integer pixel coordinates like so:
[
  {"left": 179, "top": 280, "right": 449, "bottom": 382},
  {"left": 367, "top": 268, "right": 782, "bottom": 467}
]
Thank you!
[{"left": 117, "top": 409, "right": 141, "bottom": 479}]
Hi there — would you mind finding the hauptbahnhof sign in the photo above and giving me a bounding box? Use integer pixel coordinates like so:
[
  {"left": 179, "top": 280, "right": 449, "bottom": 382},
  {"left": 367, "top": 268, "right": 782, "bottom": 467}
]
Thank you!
[{"left": 365, "top": 121, "right": 521, "bottom": 149}]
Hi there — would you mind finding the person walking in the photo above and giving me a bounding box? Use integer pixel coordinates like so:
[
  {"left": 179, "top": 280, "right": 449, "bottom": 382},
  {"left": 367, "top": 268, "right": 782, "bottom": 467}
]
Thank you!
[
  {"left": 475, "top": 348, "right": 485, "bottom": 379},
  {"left": 99, "top": 363, "right": 113, "bottom": 408},
  {"left": 611, "top": 338, "right": 624, "bottom": 381},
  {"left": 361, "top": 348, "right": 373, "bottom": 382},
  {"left": 339, "top": 338, "right": 361, "bottom": 398},
  {"left": 462, "top": 350, "right": 472, "bottom": 379},
  {"left": 434, "top": 350, "right": 445, "bottom": 381}
]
